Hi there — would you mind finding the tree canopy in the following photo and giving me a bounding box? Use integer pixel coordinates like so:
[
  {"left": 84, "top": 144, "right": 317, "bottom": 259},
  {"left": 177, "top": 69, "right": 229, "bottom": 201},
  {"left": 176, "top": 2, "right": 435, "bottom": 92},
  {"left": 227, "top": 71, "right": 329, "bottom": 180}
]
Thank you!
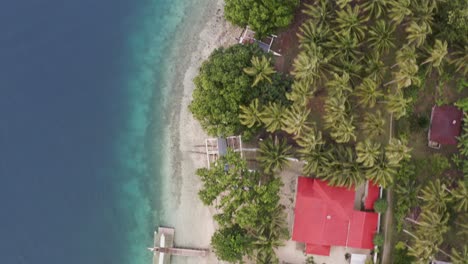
[
  {"left": 189, "top": 44, "right": 288, "bottom": 136},
  {"left": 224, "top": 0, "right": 299, "bottom": 37}
]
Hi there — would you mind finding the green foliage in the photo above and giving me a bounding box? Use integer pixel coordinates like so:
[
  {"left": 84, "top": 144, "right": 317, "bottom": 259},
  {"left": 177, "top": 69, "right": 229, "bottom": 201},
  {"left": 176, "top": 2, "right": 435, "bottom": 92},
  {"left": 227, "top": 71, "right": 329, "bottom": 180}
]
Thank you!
[
  {"left": 190, "top": 45, "right": 287, "bottom": 136},
  {"left": 393, "top": 241, "right": 416, "bottom": 264},
  {"left": 455, "top": 97, "right": 468, "bottom": 112},
  {"left": 434, "top": 0, "right": 468, "bottom": 45},
  {"left": 305, "top": 256, "right": 316, "bottom": 264},
  {"left": 374, "top": 198, "right": 388, "bottom": 213},
  {"left": 361, "top": 111, "right": 386, "bottom": 139},
  {"left": 211, "top": 225, "right": 253, "bottom": 263},
  {"left": 356, "top": 140, "right": 381, "bottom": 168},
  {"left": 373, "top": 233, "right": 384, "bottom": 246},
  {"left": 224, "top": 0, "right": 299, "bottom": 37},
  {"left": 394, "top": 161, "right": 420, "bottom": 231},
  {"left": 243, "top": 55, "right": 276, "bottom": 87},
  {"left": 258, "top": 137, "right": 292, "bottom": 174}
]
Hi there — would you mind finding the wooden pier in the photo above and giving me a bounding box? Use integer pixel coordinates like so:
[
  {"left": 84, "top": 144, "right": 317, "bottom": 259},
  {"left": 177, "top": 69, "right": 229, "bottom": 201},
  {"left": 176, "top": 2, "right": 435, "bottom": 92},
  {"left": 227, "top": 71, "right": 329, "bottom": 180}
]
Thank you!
[{"left": 148, "top": 227, "right": 209, "bottom": 264}]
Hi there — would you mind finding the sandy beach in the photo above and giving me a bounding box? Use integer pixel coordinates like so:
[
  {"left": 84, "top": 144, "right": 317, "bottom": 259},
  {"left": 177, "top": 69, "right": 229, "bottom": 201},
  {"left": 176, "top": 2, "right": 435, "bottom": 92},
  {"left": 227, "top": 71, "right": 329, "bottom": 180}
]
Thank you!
[{"left": 158, "top": 1, "right": 241, "bottom": 263}]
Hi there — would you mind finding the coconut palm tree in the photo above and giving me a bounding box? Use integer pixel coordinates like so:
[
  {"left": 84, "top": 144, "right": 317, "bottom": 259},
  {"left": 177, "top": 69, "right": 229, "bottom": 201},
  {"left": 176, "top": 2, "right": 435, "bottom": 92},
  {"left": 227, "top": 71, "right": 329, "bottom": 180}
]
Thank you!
[
  {"left": 451, "top": 246, "right": 468, "bottom": 264},
  {"left": 326, "top": 72, "right": 352, "bottom": 98},
  {"left": 298, "top": 20, "right": 331, "bottom": 49},
  {"left": 330, "top": 116, "right": 356, "bottom": 143},
  {"left": 385, "top": 138, "right": 412, "bottom": 165},
  {"left": 365, "top": 53, "right": 387, "bottom": 82},
  {"left": 296, "top": 126, "right": 325, "bottom": 151},
  {"left": 451, "top": 181, "right": 468, "bottom": 212},
  {"left": 450, "top": 45, "right": 468, "bottom": 75},
  {"left": 257, "top": 137, "right": 292, "bottom": 174},
  {"left": 335, "top": 5, "right": 368, "bottom": 40},
  {"left": 406, "top": 233, "right": 442, "bottom": 262},
  {"left": 368, "top": 20, "right": 396, "bottom": 56},
  {"left": 388, "top": 0, "right": 412, "bottom": 24},
  {"left": 324, "top": 95, "right": 348, "bottom": 128},
  {"left": 286, "top": 80, "right": 316, "bottom": 107},
  {"left": 328, "top": 31, "right": 361, "bottom": 62},
  {"left": 239, "top": 98, "right": 262, "bottom": 128},
  {"left": 406, "top": 210, "right": 450, "bottom": 237},
  {"left": 365, "top": 158, "right": 397, "bottom": 188},
  {"left": 259, "top": 102, "right": 285, "bottom": 133},
  {"left": 386, "top": 90, "right": 412, "bottom": 119},
  {"left": 422, "top": 39, "right": 448, "bottom": 74},
  {"left": 324, "top": 145, "right": 365, "bottom": 188},
  {"left": 336, "top": 0, "right": 352, "bottom": 9},
  {"left": 356, "top": 139, "right": 382, "bottom": 167},
  {"left": 331, "top": 56, "right": 364, "bottom": 84},
  {"left": 300, "top": 144, "right": 330, "bottom": 176},
  {"left": 281, "top": 105, "right": 312, "bottom": 138},
  {"left": 303, "top": 0, "right": 334, "bottom": 24},
  {"left": 418, "top": 179, "right": 452, "bottom": 212},
  {"left": 391, "top": 59, "right": 421, "bottom": 89},
  {"left": 393, "top": 45, "right": 417, "bottom": 68},
  {"left": 406, "top": 21, "right": 430, "bottom": 47},
  {"left": 355, "top": 77, "right": 383, "bottom": 108},
  {"left": 243, "top": 55, "right": 276, "bottom": 87},
  {"left": 291, "top": 48, "right": 326, "bottom": 84},
  {"left": 362, "top": 0, "right": 389, "bottom": 19},
  {"left": 361, "top": 111, "right": 386, "bottom": 139},
  {"left": 410, "top": 0, "right": 436, "bottom": 32}
]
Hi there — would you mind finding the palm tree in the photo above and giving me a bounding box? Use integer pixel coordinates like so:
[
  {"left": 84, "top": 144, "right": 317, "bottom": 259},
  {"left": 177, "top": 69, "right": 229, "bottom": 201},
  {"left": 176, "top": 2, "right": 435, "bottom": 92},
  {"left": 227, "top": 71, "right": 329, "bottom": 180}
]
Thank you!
[
  {"left": 385, "top": 138, "right": 412, "bottom": 165},
  {"left": 418, "top": 179, "right": 452, "bottom": 212},
  {"left": 298, "top": 20, "right": 331, "bottom": 49},
  {"left": 394, "top": 45, "right": 417, "bottom": 68},
  {"left": 243, "top": 55, "right": 276, "bottom": 87},
  {"left": 335, "top": 5, "right": 368, "bottom": 40},
  {"left": 257, "top": 137, "right": 292, "bottom": 174},
  {"left": 422, "top": 39, "right": 448, "bottom": 74},
  {"left": 365, "top": 53, "right": 387, "bottom": 82},
  {"left": 386, "top": 90, "right": 412, "bottom": 119},
  {"left": 296, "top": 126, "right": 325, "bottom": 151},
  {"left": 300, "top": 144, "right": 330, "bottom": 176},
  {"left": 451, "top": 181, "right": 468, "bottom": 212},
  {"left": 324, "top": 95, "right": 348, "bottom": 128},
  {"left": 388, "top": 0, "right": 412, "bottom": 24},
  {"left": 326, "top": 72, "right": 352, "bottom": 98},
  {"left": 362, "top": 0, "right": 389, "bottom": 19},
  {"left": 368, "top": 20, "right": 396, "bottom": 56},
  {"left": 328, "top": 31, "right": 361, "bottom": 62},
  {"left": 355, "top": 77, "right": 383, "bottom": 108},
  {"left": 391, "top": 59, "right": 421, "bottom": 89},
  {"left": 330, "top": 116, "right": 356, "bottom": 143},
  {"left": 361, "top": 111, "right": 386, "bottom": 138},
  {"left": 406, "top": 210, "right": 450, "bottom": 237},
  {"left": 291, "top": 48, "right": 326, "bottom": 84},
  {"left": 324, "top": 145, "right": 365, "bottom": 188},
  {"left": 356, "top": 140, "right": 382, "bottom": 167},
  {"left": 336, "top": 0, "right": 352, "bottom": 9},
  {"left": 365, "top": 158, "right": 397, "bottom": 188},
  {"left": 239, "top": 98, "right": 262, "bottom": 128},
  {"left": 286, "top": 80, "right": 316, "bottom": 107},
  {"left": 260, "top": 102, "right": 285, "bottom": 133},
  {"left": 281, "top": 105, "right": 312, "bottom": 138},
  {"left": 406, "top": 21, "right": 430, "bottom": 47},
  {"left": 451, "top": 246, "right": 468, "bottom": 264},
  {"left": 410, "top": 0, "right": 436, "bottom": 32},
  {"left": 450, "top": 45, "right": 468, "bottom": 75},
  {"left": 303, "top": 0, "right": 333, "bottom": 24},
  {"left": 406, "top": 232, "right": 442, "bottom": 262}
]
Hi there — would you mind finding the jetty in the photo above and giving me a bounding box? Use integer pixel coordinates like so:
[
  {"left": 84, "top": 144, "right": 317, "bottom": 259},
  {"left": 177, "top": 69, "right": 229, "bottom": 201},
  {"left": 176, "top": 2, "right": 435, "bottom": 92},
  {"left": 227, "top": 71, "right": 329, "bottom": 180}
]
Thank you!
[{"left": 148, "top": 227, "right": 209, "bottom": 264}]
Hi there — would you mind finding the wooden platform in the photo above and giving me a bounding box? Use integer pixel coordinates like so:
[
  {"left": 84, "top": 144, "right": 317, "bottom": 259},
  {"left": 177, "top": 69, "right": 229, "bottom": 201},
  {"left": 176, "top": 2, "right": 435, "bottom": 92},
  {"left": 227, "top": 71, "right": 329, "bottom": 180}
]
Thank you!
[{"left": 150, "top": 227, "right": 209, "bottom": 264}]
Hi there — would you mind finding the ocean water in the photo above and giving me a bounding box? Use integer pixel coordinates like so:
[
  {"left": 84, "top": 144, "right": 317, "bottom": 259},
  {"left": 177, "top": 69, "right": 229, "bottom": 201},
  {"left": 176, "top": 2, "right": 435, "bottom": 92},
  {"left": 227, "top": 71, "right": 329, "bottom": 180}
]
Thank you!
[{"left": 0, "top": 0, "right": 202, "bottom": 263}]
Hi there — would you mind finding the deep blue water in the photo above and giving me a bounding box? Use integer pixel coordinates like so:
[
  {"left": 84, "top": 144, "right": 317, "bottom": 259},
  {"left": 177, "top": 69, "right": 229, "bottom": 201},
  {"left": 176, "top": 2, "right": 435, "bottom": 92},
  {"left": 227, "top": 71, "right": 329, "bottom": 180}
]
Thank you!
[{"left": 0, "top": 0, "right": 191, "bottom": 263}]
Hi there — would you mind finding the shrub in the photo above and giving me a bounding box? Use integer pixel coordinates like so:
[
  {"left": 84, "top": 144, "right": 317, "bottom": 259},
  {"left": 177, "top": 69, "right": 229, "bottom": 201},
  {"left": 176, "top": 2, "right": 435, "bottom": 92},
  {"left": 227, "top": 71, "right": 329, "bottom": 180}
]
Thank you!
[
  {"left": 373, "top": 233, "right": 384, "bottom": 247},
  {"left": 393, "top": 241, "right": 416, "bottom": 264},
  {"left": 374, "top": 198, "right": 388, "bottom": 214}
]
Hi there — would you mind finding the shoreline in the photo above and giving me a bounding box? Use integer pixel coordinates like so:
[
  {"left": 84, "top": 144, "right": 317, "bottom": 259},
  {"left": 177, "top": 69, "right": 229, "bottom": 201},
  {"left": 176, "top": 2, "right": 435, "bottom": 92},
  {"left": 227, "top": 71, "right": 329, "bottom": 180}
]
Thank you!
[{"left": 157, "top": 1, "right": 241, "bottom": 263}]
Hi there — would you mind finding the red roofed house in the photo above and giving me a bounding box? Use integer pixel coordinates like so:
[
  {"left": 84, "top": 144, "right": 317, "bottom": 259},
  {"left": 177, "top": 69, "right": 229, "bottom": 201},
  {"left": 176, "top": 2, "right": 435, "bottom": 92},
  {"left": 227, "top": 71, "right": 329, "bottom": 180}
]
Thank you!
[
  {"left": 292, "top": 177, "right": 380, "bottom": 256},
  {"left": 428, "top": 105, "right": 463, "bottom": 149}
]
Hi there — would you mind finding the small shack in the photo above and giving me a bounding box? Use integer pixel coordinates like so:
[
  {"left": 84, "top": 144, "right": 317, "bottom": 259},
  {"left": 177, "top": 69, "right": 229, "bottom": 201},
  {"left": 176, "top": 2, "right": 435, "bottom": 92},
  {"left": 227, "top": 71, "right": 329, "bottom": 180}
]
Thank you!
[
  {"left": 205, "top": 136, "right": 243, "bottom": 168},
  {"left": 428, "top": 105, "right": 463, "bottom": 149},
  {"left": 238, "top": 26, "right": 280, "bottom": 56}
]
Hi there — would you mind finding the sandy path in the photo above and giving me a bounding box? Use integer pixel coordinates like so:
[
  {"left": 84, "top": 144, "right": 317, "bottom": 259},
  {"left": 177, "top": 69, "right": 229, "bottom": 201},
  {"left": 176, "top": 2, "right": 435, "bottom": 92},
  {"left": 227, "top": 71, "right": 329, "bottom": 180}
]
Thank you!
[{"left": 159, "top": 1, "right": 241, "bottom": 264}]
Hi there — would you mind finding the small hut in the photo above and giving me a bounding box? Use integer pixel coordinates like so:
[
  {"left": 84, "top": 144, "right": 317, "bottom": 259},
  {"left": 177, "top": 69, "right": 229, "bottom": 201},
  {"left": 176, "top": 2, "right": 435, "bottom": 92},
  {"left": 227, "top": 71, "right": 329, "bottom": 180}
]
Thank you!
[
  {"left": 238, "top": 26, "right": 280, "bottom": 56},
  {"left": 428, "top": 105, "right": 463, "bottom": 149}
]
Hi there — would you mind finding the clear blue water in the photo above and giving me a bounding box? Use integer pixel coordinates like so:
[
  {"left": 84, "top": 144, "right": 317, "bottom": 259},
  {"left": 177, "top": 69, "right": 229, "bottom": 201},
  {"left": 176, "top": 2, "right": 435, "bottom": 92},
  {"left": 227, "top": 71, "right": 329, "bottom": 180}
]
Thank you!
[{"left": 0, "top": 0, "right": 197, "bottom": 263}]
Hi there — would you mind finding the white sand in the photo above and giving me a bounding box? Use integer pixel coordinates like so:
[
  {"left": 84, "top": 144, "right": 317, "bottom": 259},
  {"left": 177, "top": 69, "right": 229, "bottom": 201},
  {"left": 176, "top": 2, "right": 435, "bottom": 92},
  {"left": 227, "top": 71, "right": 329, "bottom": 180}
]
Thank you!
[{"left": 159, "top": 1, "right": 241, "bottom": 263}]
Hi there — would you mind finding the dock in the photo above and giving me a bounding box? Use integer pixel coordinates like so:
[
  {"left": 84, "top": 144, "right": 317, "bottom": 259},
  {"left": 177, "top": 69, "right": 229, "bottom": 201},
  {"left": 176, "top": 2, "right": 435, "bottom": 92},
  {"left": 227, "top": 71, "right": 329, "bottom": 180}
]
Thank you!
[{"left": 148, "top": 227, "right": 209, "bottom": 264}]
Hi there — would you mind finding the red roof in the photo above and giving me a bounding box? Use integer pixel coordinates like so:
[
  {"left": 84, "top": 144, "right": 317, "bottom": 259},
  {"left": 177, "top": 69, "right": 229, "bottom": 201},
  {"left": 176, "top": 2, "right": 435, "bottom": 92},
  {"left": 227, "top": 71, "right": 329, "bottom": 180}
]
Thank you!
[
  {"left": 429, "top": 105, "right": 463, "bottom": 145},
  {"left": 292, "top": 177, "right": 378, "bottom": 255},
  {"left": 306, "top": 244, "right": 331, "bottom": 256},
  {"left": 364, "top": 181, "right": 380, "bottom": 210}
]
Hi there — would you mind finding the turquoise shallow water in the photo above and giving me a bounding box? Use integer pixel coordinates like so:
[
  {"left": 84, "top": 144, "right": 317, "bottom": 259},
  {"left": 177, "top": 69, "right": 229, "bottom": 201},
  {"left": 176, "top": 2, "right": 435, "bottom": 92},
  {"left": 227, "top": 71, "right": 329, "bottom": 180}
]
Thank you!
[{"left": 0, "top": 0, "right": 208, "bottom": 263}]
